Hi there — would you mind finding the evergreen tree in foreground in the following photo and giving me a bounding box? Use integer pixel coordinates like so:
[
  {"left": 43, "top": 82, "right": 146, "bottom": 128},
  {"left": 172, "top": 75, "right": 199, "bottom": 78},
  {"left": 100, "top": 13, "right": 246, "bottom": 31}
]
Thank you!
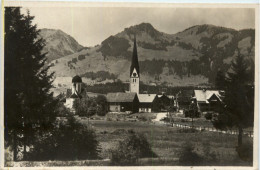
[
  {"left": 4, "top": 7, "right": 58, "bottom": 160},
  {"left": 213, "top": 52, "right": 254, "bottom": 147}
]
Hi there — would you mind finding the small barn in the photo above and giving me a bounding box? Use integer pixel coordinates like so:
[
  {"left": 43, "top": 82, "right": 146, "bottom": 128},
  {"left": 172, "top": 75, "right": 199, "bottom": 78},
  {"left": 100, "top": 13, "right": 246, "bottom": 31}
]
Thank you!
[
  {"left": 106, "top": 92, "right": 139, "bottom": 113},
  {"left": 138, "top": 94, "right": 157, "bottom": 113},
  {"left": 194, "top": 90, "right": 222, "bottom": 112}
]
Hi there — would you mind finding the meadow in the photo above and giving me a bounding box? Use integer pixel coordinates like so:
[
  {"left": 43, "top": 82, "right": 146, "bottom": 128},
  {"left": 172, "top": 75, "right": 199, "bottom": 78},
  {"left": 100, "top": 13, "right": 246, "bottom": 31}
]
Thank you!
[{"left": 83, "top": 119, "right": 253, "bottom": 166}]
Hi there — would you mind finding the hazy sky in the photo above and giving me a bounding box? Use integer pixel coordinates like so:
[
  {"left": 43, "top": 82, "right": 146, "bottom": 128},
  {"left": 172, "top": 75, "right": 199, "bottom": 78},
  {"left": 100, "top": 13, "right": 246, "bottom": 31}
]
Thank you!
[{"left": 24, "top": 7, "right": 255, "bottom": 46}]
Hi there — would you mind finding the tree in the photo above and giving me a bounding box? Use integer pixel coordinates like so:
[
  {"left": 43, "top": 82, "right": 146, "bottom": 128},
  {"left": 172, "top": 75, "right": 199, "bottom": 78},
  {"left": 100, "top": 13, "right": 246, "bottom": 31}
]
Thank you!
[
  {"left": 215, "top": 70, "right": 226, "bottom": 89},
  {"left": 4, "top": 7, "right": 58, "bottom": 160},
  {"left": 27, "top": 116, "right": 100, "bottom": 161},
  {"left": 213, "top": 53, "right": 254, "bottom": 147},
  {"left": 188, "top": 101, "right": 198, "bottom": 128},
  {"left": 74, "top": 98, "right": 90, "bottom": 117},
  {"left": 96, "top": 95, "right": 107, "bottom": 116}
]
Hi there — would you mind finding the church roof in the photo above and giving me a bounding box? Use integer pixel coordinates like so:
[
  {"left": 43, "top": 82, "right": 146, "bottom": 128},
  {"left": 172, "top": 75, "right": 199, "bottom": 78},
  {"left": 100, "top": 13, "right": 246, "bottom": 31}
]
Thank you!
[
  {"left": 106, "top": 92, "right": 138, "bottom": 103},
  {"left": 70, "top": 93, "right": 81, "bottom": 99},
  {"left": 130, "top": 36, "right": 140, "bottom": 77},
  {"left": 72, "top": 75, "right": 82, "bottom": 83}
]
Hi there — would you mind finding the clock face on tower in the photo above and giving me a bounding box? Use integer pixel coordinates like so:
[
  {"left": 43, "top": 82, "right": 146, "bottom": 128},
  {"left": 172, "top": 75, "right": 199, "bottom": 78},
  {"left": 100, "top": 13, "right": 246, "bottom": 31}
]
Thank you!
[{"left": 133, "top": 73, "right": 137, "bottom": 77}]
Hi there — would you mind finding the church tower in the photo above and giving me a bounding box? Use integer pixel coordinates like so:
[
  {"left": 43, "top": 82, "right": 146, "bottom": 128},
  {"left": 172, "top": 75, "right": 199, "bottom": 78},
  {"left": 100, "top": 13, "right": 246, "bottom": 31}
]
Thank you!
[{"left": 129, "top": 35, "right": 140, "bottom": 94}]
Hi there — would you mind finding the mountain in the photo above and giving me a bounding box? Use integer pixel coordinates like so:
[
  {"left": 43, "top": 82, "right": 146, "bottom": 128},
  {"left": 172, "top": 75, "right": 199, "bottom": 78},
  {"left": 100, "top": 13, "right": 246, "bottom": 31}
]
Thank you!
[
  {"left": 39, "top": 28, "right": 84, "bottom": 62},
  {"left": 47, "top": 23, "right": 255, "bottom": 88}
]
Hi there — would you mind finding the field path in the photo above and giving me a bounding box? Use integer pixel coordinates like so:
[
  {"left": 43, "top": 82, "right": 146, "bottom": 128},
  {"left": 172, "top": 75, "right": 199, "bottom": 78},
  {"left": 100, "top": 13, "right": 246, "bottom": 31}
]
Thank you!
[{"left": 153, "top": 112, "right": 167, "bottom": 122}]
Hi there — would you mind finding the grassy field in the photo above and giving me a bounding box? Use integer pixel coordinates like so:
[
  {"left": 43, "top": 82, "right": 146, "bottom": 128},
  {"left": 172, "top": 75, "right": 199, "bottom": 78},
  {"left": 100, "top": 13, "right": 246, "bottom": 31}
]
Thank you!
[{"left": 81, "top": 119, "right": 253, "bottom": 166}]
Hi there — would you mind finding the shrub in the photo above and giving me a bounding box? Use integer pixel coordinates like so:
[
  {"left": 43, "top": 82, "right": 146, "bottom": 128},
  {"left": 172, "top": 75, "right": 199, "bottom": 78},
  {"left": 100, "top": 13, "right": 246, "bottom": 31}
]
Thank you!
[
  {"left": 177, "top": 128, "right": 198, "bottom": 133},
  {"left": 27, "top": 116, "right": 100, "bottom": 161},
  {"left": 178, "top": 142, "right": 203, "bottom": 166},
  {"left": 202, "top": 143, "right": 217, "bottom": 165},
  {"left": 96, "top": 95, "right": 107, "bottom": 116},
  {"left": 110, "top": 132, "right": 157, "bottom": 166},
  {"left": 236, "top": 141, "right": 253, "bottom": 162},
  {"left": 78, "top": 54, "right": 86, "bottom": 61},
  {"left": 72, "top": 58, "right": 77, "bottom": 63},
  {"left": 184, "top": 110, "right": 200, "bottom": 118},
  {"left": 56, "top": 103, "right": 72, "bottom": 117},
  {"left": 204, "top": 112, "right": 213, "bottom": 120}
]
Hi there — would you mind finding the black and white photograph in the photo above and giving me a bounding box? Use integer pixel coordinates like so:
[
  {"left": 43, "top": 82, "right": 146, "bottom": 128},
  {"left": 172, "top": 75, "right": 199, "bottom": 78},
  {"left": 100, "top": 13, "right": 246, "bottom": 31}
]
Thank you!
[{"left": 1, "top": 1, "right": 258, "bottom": 168}]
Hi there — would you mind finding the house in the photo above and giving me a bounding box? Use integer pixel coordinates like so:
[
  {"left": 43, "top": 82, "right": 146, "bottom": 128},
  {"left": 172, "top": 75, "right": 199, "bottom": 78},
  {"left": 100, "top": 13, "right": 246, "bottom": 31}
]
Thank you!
[
  {"left": 194, "top": 89, "right": 222, "bottom": 113},
  {"left": 106, "top": 92, "right": 139, "bottom": 113},
  {"left": 138, "top": 94, "right": 157, "bottom": 112}
]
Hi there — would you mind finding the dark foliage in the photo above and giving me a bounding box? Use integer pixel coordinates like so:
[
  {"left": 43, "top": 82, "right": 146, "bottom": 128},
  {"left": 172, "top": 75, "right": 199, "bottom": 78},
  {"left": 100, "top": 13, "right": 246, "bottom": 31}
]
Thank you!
[
  {"left": 124, "top": 23, "right": 162, "bottom": 40},
  {"left": 178, "top": 143, "right": 203, "bottom": 166},
  {"left": 27, "top": 116, "right": 100, "bottom": 161},
  {"left": 97, "top": 36, "right": 131, "bottom": 58},
  {"left": 80, "top": 71, "right": 117, "bottom": 81},
  {"left": 179, "top": 142, "right": 217, "bottom": 166},
  {"left": 138, "top": 41, "right": 167, "bottom": 51},
  {"left": 177, "top": 42, "right": 194, "bottom": 50},
  {"left": 213, "top": 53, "right": 254, "bottom": 146},
  {"left": 86, "top": 81, "right": 127, "bottom": 94},
  {"left": 110, "top": 132, "right": 157, "bottom": 166},
  {"left": 72, "top": 57, "right": 77, "bottom": 63},
  {"left": 78, "top": 54, "right": 86, "bottom": 61},
  {"left": 74, "top": 95, "right": 107, "bottom": 117},
  {"left": 204, "top": 112, "right": 213, "bottom": 120},
  {"left": 96, "top": 95, "right": 108, "bottom": 116},
  {"left": 236, "top": 141, "right": 253, "bottom": 162},
  {"left": 4, "top": 7, "right": 59, "bottom": 160},
  {"left": 215, "top": 70, "right": 226, "bottom": 89},
  {"left": 184, "top": 103, "right": 200, "bottom": 118}
]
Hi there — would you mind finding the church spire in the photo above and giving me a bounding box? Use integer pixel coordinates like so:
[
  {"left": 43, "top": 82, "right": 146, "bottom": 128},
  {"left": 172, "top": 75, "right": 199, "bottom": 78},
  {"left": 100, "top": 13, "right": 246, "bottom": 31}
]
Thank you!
[{"left": 130, "top": 35, "right": 140, "bottom": 77}]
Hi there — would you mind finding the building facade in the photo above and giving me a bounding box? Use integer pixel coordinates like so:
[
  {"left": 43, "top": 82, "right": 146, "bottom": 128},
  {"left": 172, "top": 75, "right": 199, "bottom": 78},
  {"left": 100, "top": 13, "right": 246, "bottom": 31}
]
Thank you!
[{"left": 106, "top": 92, "right": 139, "bottom": 113}]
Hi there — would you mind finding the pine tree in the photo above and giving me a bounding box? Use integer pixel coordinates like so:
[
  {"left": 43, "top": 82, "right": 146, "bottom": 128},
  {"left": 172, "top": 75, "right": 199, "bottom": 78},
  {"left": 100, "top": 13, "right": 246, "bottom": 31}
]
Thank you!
[
  {"left": 213, "top": 52, "right": 254, "bottom": 147},
  {"left": 4, "top": 7, "right": 58, "bottom": 160},
  {"left": 215, "top": 70, "right": 226, "bottom": 90}
]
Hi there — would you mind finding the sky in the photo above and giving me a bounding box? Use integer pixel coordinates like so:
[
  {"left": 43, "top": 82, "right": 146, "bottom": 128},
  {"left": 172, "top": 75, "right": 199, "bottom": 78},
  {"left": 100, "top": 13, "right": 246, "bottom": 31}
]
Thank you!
[{"left": 23, "top": 7, "right": 255, "bottom": 47}]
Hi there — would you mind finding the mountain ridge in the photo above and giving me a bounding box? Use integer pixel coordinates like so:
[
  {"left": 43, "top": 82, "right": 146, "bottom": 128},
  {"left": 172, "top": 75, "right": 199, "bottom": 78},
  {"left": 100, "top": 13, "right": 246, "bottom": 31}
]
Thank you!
[
  {"left": 46, "top": 23, "right": 254, "bottom": 87},
  {"left": 39, "top": 28, "right": 84, "bottom": 62}
]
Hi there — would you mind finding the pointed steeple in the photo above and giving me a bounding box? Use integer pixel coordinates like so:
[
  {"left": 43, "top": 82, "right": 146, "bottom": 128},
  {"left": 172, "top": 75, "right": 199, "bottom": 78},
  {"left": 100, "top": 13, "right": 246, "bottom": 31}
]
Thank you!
[{"left": 130, "top": 35, "right": 140, "bottom": 77}]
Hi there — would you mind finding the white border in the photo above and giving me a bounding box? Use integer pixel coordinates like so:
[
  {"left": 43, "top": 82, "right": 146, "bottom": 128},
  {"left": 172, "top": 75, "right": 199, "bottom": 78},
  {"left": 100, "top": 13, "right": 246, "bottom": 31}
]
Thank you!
[{"left": 0, "top": 1, "right": 259, "bottom": 170}]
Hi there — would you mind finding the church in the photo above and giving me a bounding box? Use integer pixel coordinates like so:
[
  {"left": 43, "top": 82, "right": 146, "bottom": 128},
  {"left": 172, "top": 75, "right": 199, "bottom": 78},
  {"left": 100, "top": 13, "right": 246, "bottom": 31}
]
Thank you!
[
  {"left": 65, "top": 75, "right": 88, "bottom": 112},
  {"left": 106, "top": 36, "right": 159, "bottom": 113}
]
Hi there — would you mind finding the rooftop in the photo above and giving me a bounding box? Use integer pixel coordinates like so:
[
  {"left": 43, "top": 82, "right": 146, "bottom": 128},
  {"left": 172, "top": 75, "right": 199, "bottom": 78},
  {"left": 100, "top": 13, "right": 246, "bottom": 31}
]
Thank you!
[{"left": 106, "top": 92, "right": 138, "bottom": 103}]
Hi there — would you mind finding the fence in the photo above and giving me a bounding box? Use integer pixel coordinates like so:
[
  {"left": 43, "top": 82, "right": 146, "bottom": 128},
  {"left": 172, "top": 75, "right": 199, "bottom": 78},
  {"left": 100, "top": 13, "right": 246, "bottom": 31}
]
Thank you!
[{"left": 171, "top": 123, "right": 253, "bottom": 138}]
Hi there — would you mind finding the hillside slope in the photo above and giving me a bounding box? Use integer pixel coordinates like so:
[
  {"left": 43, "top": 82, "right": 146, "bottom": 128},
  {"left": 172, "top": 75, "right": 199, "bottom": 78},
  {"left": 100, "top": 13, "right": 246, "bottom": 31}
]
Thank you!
[
  {"left": 48, "top": 23, "right": 255, "bottom": 87},
  {"left": 39, "top": 28, "right": 83, "bottom": 62}
]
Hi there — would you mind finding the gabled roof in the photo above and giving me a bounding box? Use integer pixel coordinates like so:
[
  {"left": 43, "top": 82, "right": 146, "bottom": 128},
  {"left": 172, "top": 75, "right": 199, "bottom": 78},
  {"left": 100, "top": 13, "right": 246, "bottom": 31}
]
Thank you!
[
  {"left": 138, "top": 94, "right": 157, "bottom": 103},
  {"left": 106, "top": 92, "right": 138, "bottom": 103},
  {"left": 194, "top": 90, "right": 221, "bottom": 103},
  {"left": 66, "top": 88, "right": 86, "bottom": 99},
  {"left": 130, "top": 36, "right": 140, "bottom": 77}
]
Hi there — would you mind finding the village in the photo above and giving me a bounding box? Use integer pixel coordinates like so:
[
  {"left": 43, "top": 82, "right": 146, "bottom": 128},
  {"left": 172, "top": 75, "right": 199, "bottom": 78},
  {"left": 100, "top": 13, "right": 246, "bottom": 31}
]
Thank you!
[
  {"left": 63, "top": 37, "right": 224, "bottom": 121},
  {"left": 3, "top": 6, "right": 255, "bottom": 167}
]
